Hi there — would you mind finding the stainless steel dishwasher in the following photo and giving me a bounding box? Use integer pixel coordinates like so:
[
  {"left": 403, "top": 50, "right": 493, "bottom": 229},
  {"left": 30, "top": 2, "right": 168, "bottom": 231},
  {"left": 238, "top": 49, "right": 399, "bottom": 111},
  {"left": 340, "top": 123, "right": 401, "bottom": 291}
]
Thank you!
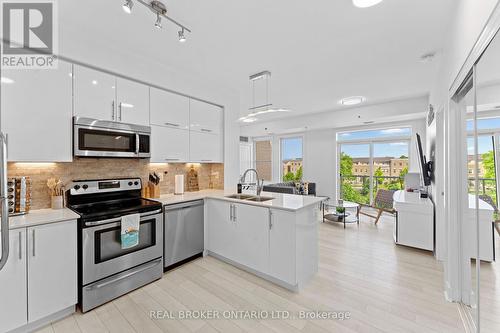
[{"left": 164, "top": 200, "right": 204, "bottom": 269}]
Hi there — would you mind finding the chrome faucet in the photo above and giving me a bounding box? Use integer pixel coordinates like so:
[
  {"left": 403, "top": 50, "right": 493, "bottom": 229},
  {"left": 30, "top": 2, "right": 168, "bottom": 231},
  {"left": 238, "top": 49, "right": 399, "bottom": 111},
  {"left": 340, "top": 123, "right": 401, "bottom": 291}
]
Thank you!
[{"left": 240, "top": 169, "right": 264, "bottom": 196}]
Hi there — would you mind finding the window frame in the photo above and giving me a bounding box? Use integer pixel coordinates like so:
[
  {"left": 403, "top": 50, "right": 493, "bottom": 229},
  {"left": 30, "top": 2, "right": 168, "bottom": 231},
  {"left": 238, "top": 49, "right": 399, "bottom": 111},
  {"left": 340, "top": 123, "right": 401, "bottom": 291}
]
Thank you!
[
  {"left": 279, "top": 134, "right": 304, "bottom": 182},
  {"left": 337, "top": 126, "right": 412, "bottom": 205},
  {"left": 252, "top": 136, "right": 274, "bottom": 183}
]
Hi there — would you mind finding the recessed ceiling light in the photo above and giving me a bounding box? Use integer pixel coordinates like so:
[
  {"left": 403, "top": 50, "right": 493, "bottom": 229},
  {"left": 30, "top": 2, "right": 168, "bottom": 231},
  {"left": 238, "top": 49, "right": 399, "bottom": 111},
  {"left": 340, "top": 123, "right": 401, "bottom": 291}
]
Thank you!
[
  {"left": 1, "top": 77, "right": 14, "bottom": 84},
  {"left": 339, "top": 96, "right": 366, "bottom": 106},
  {"left": 352, "top": 0, "right": 383, "bottom": 8},
  {"left": 92, "top": 80, "right": 98, "bottom": 85}
]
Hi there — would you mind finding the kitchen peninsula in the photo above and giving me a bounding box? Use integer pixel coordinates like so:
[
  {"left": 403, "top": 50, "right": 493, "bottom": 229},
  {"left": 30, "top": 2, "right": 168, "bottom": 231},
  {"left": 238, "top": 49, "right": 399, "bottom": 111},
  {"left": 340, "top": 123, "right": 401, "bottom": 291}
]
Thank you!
[{"left": 157, "top": 190, "right": 325, "bottom": 291}]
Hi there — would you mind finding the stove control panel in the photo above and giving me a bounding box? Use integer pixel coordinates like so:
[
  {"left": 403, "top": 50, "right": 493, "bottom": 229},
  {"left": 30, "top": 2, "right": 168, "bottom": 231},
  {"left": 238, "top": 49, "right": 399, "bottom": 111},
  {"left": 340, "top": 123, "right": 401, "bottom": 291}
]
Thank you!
[{"left": 70, "top": 178, "right": 142, "bottom": 195}]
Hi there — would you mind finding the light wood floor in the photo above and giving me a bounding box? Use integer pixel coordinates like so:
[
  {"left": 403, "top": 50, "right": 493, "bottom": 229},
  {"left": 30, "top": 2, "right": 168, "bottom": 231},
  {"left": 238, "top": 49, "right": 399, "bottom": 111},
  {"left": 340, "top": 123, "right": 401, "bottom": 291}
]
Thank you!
[{"left": 36, "top": 212, "right": 468, "bottom": 333}]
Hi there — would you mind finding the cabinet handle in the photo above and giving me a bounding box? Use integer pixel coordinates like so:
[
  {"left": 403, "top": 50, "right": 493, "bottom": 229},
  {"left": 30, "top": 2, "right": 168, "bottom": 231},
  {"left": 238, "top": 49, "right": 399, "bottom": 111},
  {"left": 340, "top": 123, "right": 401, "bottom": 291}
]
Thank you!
[
  {"left": 111, "top": 101, "right": 115, "bottom": 120},
  {"left": 201, "top": 159, "right": 212, "bottom": 162},
  {"left": 18, "top": 231, "right": 22, "bottom": 260},
  {"left": 164, "top": 122, "right": 180, "bottom": 127},
  {"left": 201, "top": 128, "right": 212, "bottom": 133},
  {"left": 269, "top": 210, "right": 273, "bottom": 230},
  {"left": 165, "top": 158, "right": 180, "bottom": 161},
  {"left": 229, "top": 204, "right": 233, "bottom": 221},
  {"left": 233, "top": 205, "right": 237, "bottom": 222},
  {"left": 119, "top": 103, "right": 122, "bottom": 121},
  {"left": 32, "top": 229, "right": 35, "bottom": 257}
]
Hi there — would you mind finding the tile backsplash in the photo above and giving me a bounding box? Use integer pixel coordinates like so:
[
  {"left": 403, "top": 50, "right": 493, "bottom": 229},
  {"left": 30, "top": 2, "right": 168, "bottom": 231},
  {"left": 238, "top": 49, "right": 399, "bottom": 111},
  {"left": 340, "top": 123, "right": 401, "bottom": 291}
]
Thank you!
[{"left": 8, "top": 159, "right": 224, "bottom": 210}]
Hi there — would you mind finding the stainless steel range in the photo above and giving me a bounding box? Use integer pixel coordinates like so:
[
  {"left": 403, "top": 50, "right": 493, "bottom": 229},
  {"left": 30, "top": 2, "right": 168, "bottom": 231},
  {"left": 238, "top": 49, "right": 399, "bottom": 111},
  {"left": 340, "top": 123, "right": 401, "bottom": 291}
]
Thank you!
[{"left": 67, "top": 178, "right": 163, "bottom": 312}]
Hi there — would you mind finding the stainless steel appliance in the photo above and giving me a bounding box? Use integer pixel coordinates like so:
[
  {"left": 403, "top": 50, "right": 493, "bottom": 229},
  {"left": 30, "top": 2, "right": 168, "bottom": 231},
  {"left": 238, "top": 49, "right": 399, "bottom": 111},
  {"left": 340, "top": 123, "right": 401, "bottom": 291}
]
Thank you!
[
  {"left": 73, "top": 117, "right": 151, "bottom": 158},
  {"left": 0, "top": 132, "right": 9, "bottom": 272},
  {"left": 164, "top": 200, "right": 204, "bottom": 269},
  {"left": 67, "top": 178, "right": 163, "bottom": 312}
]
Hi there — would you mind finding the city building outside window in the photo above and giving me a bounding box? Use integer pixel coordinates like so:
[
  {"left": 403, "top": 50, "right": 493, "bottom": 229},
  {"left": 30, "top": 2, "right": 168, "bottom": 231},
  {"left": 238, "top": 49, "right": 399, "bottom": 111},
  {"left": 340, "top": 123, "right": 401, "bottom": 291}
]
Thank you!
[
  {"left": 338, "top": 127, "right": 411, "bottom": 205},
  {"left": 281, "top": 137, "right": 303, "bottom": 182}
]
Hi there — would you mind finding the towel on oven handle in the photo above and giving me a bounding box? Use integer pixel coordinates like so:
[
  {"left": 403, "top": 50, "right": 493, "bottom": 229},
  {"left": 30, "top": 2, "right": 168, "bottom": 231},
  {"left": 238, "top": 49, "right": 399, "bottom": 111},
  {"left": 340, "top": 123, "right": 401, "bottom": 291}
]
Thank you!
[{"left": 121, "top": 213, "right": 140, "bottom": 249}]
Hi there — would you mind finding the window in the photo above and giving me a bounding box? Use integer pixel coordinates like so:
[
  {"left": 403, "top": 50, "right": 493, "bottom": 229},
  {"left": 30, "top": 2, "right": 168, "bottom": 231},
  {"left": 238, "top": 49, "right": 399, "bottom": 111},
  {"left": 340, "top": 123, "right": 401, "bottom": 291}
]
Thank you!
[
  {"left": 338, "top": 127, "right": 411, "bottom": 205},
  {"left": 254, "top": 139, "right": 272, "bottom": 181},
  {"left": 281, "top": 137, "right": 303, "bottom": 182}
]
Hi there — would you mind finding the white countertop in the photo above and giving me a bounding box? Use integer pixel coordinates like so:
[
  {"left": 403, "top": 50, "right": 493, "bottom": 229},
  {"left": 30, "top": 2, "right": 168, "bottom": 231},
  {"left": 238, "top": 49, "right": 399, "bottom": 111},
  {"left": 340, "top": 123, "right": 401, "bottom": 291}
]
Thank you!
[
  {"left": 6, "top": 208, "right": 80, "bottom": 231},
  {"left": 393, "top": 190, "right": 433, "bottom": 207},
  {"left": 156, "top": 189, "right": 326, "bottom": 212}
]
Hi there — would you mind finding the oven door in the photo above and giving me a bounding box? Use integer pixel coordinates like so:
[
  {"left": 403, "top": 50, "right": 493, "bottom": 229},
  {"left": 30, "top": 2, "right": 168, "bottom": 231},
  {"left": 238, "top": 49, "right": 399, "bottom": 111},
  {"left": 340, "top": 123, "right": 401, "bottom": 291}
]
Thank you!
[
  {"left": 82, "top": 211, "right": 163, "bottom": 285},
  {"left": 74, "top": 125, "right": 139, "bottom": 158}
]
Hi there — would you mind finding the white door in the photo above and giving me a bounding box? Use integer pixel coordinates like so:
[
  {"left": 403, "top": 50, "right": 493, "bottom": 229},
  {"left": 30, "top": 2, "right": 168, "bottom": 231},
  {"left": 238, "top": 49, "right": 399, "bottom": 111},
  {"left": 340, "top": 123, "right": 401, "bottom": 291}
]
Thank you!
[
  {"left": 233, "top": 204, "right": 269, "bottom": 272},
  {"left": 27, "top": 221, "right": 77, "bottom": 322},
  {"left": 206, "top": 200, "right": 235, "bottom": 260},
  {"left": 0, "top": 229, "right": 27, "bottom": 333},
  {"left": 269, "top": 209, "right": 296, "bottom": 284},
  {"left": 116, "top": 78, "right": 150, "bottom": 126},
  {"left": 240, "top": 142, "right": 253, "bottom": 176},
  {"left": 73, "top": 65, "right": 117, "bottom": 121},
  {"left": 150, "top": 125, "right": 189, "bottom": 162},
  {"left": 190, "top": 131, "right": 222, "bottom": 163},
  {"left": 1, "top": 61, "right": 73, "bottom": 162},
  {"left": 150, "top": 87, "right": 189, "bottom": 129},
  {"left": 189, "top": 99, "right": 222, "bottom": 134}
]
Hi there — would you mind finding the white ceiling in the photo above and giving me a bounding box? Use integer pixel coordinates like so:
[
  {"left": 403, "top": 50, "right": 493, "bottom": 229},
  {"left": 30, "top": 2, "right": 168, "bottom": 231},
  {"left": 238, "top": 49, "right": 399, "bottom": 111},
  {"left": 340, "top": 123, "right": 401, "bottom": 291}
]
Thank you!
[{"left": 59, "top": 0, "right": 454, "bottom": 121}]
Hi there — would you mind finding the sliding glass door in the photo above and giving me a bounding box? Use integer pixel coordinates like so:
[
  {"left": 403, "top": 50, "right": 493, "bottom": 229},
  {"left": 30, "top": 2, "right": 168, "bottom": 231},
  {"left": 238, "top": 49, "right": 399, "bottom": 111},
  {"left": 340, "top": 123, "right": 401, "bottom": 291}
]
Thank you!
[{"left": 338, "top": 129, "right": 410, "bottom": 205}]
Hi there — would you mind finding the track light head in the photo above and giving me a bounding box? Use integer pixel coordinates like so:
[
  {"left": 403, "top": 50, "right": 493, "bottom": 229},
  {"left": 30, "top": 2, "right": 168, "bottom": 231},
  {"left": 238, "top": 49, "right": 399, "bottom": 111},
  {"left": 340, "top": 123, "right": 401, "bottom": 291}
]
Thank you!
[
  {"left": 155, "top": 14, "right": 162, "bottom": 29},
  {"left": 178, "top": 29, "right": 186, "bottom": 42},
  {"left": 122, "top": 0, "right": 133, "bottom": 14}
]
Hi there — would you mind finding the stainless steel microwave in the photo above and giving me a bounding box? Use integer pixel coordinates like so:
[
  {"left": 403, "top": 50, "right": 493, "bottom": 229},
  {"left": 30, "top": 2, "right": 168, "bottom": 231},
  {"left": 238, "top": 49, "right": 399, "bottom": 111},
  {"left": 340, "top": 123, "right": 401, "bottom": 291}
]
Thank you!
[{"left": 74, "top": 117, "right": 151, "bottom": 158}]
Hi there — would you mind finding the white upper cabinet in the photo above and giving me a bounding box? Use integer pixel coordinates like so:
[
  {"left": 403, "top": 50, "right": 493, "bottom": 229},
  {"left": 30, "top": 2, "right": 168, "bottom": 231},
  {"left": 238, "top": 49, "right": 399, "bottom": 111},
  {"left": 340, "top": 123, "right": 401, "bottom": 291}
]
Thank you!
[
  {"left": 150, "top": 87, "right": 189, "bottom": 130},
  {"left": 189, "top": 131, "right": 222, "bottom": 163},
  {"left": 189, "top": 99, "right": 222, "bottom": 134},
  {"left": 115, "top": 78, "right": 149, "bottom": 126},
  {"left": 1, "top": 61, "right": 73, "bottom": 162},
  {"left": 0, "top": 229, "right": 27, "bottom": 333},
  {"left": 150, "top": 125, "right": 189, "bottom": 163},
  {"left": 74, "top": 66, "right": 149, "bottom": 126},
  {"left": 73, "top": 65, "right": 117, "bottom": 121}
]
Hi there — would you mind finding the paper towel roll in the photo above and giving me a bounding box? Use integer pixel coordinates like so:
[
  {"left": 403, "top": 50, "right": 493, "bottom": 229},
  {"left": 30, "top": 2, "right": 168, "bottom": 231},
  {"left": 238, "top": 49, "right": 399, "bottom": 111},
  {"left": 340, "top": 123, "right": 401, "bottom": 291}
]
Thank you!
[{"left": 175, "top": 174, "right": 184, "bottom": 195}]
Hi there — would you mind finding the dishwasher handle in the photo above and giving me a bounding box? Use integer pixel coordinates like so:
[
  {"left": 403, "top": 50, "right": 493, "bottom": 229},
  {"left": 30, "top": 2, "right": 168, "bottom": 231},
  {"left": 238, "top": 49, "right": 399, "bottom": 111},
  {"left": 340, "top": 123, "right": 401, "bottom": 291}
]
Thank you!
[{"left": 164, "top": 200, "right": 204, "bottom": 212}]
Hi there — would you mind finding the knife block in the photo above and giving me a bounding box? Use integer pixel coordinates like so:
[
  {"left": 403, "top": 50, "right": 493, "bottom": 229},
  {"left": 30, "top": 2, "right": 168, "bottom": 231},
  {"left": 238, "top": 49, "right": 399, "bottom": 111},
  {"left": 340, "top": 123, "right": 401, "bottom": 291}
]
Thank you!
[{"left": 148, "top": 182, "right": 160, "bottom": 199}]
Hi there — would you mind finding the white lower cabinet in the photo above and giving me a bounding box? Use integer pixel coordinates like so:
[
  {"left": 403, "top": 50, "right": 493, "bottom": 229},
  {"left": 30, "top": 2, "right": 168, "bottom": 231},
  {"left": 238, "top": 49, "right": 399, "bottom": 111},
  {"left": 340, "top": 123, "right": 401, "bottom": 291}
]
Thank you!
[
  {"left": 27, "top": 221, "right": 77, "bottom": 322},
  {"left": 232, "top": 204, "right": 269, "bottom": 273},
  {"left": 207, "top": 199, "right": 236, "bottom": 261},
  {"left": 269, "top": 209, "right": 296, "bottom": 285},
  {"left": 0, "top": 220, "right": 77, "bottom": 333},
  {"left": 0, "top": 229, "right": 27, "bottom": 333},
  {"left": 206, "top": 200, "right": 296, "bottom": 284}
]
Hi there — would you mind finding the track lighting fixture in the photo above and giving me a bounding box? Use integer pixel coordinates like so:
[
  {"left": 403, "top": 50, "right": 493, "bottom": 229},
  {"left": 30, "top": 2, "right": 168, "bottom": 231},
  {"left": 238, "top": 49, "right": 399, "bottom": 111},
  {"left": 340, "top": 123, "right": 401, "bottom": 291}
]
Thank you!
[
  {"left": 122, "top": 0, "right": 191, "bottom": 41},
  {"left": 155, "top": 14, "right": 162, "bottom": 29},
  {"left": 122, "top": 0, "right": 133, "bottom": 14},
  {"left": 178, "top": 28, "right": 186, "bottom": 42}
]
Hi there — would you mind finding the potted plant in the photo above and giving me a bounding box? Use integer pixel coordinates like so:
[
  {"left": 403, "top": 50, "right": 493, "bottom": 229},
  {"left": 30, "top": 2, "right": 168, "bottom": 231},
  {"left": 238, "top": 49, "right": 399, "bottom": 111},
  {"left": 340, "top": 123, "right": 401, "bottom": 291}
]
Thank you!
[{"left": 336, "top": 206, "right": 346, "bottom": 221}]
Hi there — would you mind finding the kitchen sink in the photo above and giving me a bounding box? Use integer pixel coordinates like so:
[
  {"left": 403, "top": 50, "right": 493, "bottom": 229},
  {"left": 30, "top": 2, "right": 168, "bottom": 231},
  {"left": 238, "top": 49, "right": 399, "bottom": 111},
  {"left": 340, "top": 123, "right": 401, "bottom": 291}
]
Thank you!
[
  {"left": 225, "top": 194, "right": 255, "bottom": 200},
  {"left": 245, "top": 196, "right": 275, "bottom": 202}
]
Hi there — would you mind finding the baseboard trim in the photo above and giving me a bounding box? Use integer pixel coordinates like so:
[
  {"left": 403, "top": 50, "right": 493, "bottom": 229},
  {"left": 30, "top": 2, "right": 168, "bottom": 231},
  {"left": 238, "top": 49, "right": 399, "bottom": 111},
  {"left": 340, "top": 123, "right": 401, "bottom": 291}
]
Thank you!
[
  {"left": 207, "top": 251, "right": 299, "bottom": 292},
  {"left": 8, "top": 306, "right": 75, "bottom": 333}
]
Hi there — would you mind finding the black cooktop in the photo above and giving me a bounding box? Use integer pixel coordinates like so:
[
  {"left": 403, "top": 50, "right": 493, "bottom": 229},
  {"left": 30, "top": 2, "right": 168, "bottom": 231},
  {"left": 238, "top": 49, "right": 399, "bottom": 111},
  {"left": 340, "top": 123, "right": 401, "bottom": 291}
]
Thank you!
[{"left": 69, "top": 197, "right": 162, "bottom": 223}]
